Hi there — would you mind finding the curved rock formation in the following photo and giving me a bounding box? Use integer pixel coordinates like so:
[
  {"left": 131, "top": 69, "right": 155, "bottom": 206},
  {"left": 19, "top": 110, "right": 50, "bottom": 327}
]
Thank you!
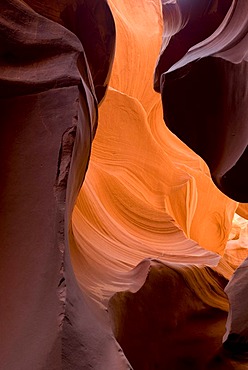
[
  {"left": 0, "top": 1, "right": 130, "bottom": 369},
  {"left": 1, "top": 0, "right": 248, "bottom": 369},
  {"left": 71, "top": 0, "right": 248, "bottom": 367},
  {"left": 154, "top": 0, "right": 248, "bottom": 360},
  {"left": 155, "top": 0, "right": 248, "bottom": 202}
]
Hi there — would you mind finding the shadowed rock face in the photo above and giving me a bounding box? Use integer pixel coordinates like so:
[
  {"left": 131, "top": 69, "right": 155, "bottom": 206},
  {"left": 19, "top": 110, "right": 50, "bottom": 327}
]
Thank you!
[
  {"left": 160, "top": 57, "right": 248, "bottom": 202},
  {"left": 154, "top": 0, "right": 233, "bottom": 88},
  {"left": 155, "top": 0, "right": 248, "bottom": 203},
  {"left": 0, "top": 1, "right": 130, "bottom": 369},
  {"left": 1, "top": 0, "right": 248, "bottom": 369},
  {"left": 109, "top": 263, "right": 230, "bottom": 370}
]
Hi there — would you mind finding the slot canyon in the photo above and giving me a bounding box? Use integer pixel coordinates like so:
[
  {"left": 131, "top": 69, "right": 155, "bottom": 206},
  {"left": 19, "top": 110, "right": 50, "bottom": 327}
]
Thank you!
[{"left": 0, "top": 0, "right": 248, "bottom": 369}]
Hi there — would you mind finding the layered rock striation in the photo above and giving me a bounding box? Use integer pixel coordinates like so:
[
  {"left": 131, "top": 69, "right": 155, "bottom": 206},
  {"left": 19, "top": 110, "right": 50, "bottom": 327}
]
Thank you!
[{"left": 1, "top": 0, "right": 248, "bottom": 369}]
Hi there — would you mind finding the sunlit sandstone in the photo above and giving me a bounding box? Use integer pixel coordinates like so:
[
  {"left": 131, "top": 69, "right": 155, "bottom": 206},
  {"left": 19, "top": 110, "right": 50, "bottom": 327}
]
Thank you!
[{"left": 0, "top": 0, "right": 248, "bottom": 369}]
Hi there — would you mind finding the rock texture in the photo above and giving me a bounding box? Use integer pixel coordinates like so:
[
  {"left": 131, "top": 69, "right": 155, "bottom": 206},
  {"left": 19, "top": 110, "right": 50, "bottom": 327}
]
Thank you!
[
  {"left": 1, "top": 0, "right": 248, "bottom": 369},
  {"left": 154, "top": 0, "right": 248, "bottom": 361},
  {"left": 155, "top": 0, "right": 248, "bottom": 203},
  {"left": 0, "top": 1, "right": 130, "bottom": 369}
]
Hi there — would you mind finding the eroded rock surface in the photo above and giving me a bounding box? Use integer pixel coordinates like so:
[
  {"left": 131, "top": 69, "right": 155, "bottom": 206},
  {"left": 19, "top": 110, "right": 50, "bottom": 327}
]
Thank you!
[
  {"left": 1, "top": 0, "right": 248, "bottom": 369},
  {"left": 0, "top": 1, "right": 130, "bottom": 369}
]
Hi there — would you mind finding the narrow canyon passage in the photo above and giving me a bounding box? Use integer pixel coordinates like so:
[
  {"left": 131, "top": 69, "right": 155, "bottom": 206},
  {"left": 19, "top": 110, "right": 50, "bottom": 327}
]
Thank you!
[
  {"left": 71, "top": 0, "right": 248, "bottom": 368},
  {"left": 1, "top": 0, "right": 248, "bottom": 369}
]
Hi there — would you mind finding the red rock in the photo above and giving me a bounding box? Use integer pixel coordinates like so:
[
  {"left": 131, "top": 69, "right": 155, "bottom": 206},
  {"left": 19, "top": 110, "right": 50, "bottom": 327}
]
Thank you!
[{"left": 1, "top": 0, "right": 248, "bottom": 369}]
